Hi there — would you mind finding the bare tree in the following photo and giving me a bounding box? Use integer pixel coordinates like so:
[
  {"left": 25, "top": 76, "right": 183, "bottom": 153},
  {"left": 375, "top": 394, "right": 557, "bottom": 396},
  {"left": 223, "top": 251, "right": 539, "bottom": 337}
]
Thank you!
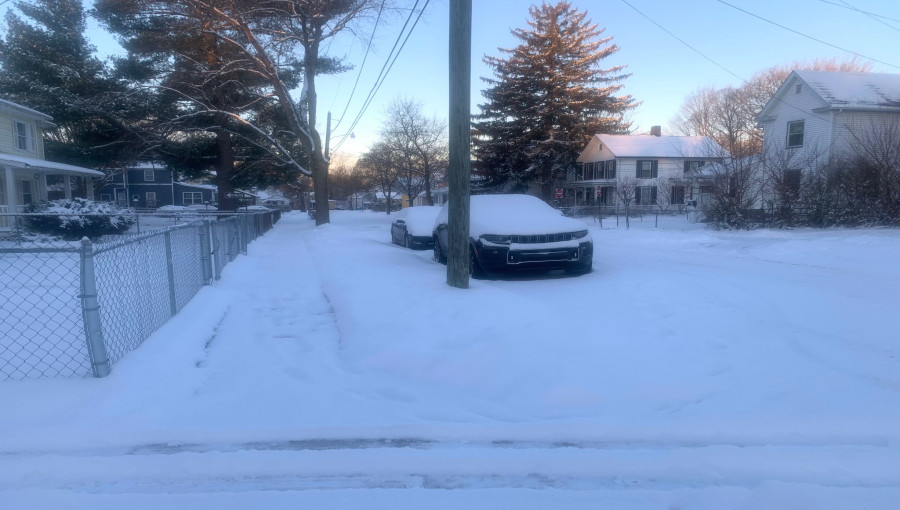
[
  {"left": 329, "top": 163, "right": 365, "bottom": 203},
  {"left": 357, "top": 142, "right": 401, "bottom": 214},
  {"left": 381, "top": 97, "right": 448, "bottom": 206},
  {"left": 616, "top": 176, "right": 637, "bottom": 229}
]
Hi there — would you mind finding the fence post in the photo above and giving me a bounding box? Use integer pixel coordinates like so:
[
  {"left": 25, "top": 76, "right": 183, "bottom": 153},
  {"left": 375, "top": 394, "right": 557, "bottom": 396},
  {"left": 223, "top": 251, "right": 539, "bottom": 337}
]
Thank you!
[
  {"left": 210, "top": 219, "right": 221, "bottom": 280},
  {"left": 164, "top": 230, "right": 178, "bottom": 316},
  {"left": 199, "top": 220, "right": 212, "bottom": 285},
  {"left": 79, "top": 237, "right": 110, "bottom": 378}
]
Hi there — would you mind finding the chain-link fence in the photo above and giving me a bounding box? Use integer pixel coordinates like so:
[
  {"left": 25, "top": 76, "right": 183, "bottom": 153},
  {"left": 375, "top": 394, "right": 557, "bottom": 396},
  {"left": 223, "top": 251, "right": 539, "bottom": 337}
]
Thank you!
[{"left": 0, "top": 210, "right": 281, "bottom": 381}]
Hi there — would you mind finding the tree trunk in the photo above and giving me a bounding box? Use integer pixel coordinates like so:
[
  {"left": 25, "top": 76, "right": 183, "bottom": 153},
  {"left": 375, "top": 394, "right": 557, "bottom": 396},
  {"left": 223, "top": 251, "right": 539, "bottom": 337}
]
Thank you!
[{"left": 216, "top": 128, "right": 236, "bottom": 211}]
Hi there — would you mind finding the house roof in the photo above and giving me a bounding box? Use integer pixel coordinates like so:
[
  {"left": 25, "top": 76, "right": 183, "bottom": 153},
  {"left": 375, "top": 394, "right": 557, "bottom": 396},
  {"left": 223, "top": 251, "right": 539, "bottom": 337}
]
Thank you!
[
  {"left": 0, "top": 153, "right": 103, "bottom": 177},
  {"left": 579, "top": 134, "right": 723, "bottom": 160},
  {"left": 757, "top": 70, "right": 900, "bottom": 121},
  {"left": 0, "top": 98, "right": 54, "bottom": 124},
  {"left": 175, "top": 181, "right": 216, "bottom": 191},
  {"left": 796, "top": 70, "right": 900, "bottom": 110}
]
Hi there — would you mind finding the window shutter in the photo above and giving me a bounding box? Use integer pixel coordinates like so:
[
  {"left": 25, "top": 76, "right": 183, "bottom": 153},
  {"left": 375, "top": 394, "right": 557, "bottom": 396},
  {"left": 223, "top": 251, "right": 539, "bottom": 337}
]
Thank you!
[
  {"left": 635, "top": 187, "right": 642, "bottom": 204},
  {"left": 651, "top": 161, "right": 658, "bottom": 178},
  {"left": 684, "top": 161, "right": 690, "bottom": 173},
  {"left": 651, "top": 187, "right": 658, "bottom": 204},
  {"left": 609, "top": 160, "right": 616, "bottom": 179}
]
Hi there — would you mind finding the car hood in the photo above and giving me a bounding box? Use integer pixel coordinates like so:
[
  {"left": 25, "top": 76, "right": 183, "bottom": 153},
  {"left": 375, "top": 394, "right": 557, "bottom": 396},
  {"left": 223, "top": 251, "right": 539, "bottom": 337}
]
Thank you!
[{"left": 435, "top": 194, "right": 588, "bottom": 237}]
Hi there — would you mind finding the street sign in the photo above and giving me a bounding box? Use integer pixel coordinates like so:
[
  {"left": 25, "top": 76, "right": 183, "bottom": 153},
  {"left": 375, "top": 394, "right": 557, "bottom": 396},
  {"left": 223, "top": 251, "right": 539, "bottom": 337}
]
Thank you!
[
  {"left": 555, "top": 188, "right": 563, "bottom": 199},
  {"left": 596, "top": 185, "right": 602, "bottom": 198}
]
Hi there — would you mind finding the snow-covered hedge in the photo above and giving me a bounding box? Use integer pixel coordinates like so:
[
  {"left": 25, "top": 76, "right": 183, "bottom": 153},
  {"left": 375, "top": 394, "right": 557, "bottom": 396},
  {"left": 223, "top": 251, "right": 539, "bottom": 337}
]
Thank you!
[{"left": 24, "top": 198, "right": 135, "bottom": 240}]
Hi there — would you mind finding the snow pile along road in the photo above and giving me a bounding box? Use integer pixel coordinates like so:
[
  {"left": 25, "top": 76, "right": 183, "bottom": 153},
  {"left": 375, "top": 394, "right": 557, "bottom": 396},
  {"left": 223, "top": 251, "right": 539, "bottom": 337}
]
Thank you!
[{"left": 1, "top": 211, "right": 898, "bottom": 509}]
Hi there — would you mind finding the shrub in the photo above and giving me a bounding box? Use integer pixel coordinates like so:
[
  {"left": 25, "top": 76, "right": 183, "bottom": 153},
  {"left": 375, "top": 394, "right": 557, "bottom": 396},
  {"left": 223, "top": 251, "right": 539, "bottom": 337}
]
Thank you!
[{"left": 24, "top": 198, "right": 135, "bottom": 240}]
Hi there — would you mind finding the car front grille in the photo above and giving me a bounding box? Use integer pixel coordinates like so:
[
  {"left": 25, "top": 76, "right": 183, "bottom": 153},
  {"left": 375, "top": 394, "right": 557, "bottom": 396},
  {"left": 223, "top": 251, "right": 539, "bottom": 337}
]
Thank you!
[{"left": 511, "top": 233, "right": 574, "bottom": 244}]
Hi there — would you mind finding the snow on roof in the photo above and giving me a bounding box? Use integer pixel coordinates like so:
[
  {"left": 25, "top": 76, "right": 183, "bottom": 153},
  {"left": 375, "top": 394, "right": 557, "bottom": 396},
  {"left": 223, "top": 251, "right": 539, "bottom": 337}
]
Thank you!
[
  {"left": 0, "top": 153, "right": 104, "bottom": 177},
  {"left": 0, "top": 98, "right": 53, "bottom": 121},
  {"left": 795, "top": 70, "right": 900, "bottom": 110},
  {"left": 593, "top": 134, "right": 721, "bottom": 159}
]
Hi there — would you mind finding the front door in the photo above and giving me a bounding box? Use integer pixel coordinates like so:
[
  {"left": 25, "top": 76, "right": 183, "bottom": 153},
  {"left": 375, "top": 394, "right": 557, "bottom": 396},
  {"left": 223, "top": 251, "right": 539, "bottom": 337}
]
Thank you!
[{"left": 115, "top": 188, "right": 128, "bottom": 206}]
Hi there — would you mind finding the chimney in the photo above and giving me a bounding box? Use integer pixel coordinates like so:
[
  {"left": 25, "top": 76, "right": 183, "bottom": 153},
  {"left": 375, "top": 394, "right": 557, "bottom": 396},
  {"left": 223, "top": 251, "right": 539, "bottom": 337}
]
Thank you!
[{"left": 650, "top": 125, "right": 662, "bottom": 137}]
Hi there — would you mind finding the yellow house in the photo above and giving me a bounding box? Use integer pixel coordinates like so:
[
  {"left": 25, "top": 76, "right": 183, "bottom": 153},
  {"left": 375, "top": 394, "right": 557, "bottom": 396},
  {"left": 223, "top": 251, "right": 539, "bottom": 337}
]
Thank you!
[{"left": 0, "top": 99, "right": 103, "bottom": 231}]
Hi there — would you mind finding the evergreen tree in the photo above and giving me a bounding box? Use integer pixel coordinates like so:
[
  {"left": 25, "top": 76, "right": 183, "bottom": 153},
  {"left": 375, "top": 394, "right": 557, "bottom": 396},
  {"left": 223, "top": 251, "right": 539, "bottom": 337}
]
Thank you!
[
  {"left": 0, "top": 0, "right": 151, "bottom": 170},
  {"left": 473, "top": 1, "right": 635, "bottom": 199}
]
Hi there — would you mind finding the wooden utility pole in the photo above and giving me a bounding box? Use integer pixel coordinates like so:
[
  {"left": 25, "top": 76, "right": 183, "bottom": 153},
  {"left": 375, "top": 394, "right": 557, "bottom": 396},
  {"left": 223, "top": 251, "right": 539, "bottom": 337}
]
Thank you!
[{"left": 447, "top": 0, "right": 471, "bottom": 288}]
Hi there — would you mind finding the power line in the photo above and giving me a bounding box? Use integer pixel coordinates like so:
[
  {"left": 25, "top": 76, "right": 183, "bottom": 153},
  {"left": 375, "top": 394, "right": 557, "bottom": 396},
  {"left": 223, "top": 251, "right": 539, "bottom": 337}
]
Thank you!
[
  {"left": 818, "top": 0, "right": 900, "bottom": 25},
  {"left": 717, "top": 0, "right": 900, "bottom": 70},
  {"left": 620, "top": 0, "right": 744, "bottom": 82},
  {"left": 333, "top": 0, "right": 430, "bottom": 153},
  {"left": 833, "top": 0, "right": 900, "bottom": 33},
  {"left": 332, "top": 0, "right": 387, "bottom": 133}
]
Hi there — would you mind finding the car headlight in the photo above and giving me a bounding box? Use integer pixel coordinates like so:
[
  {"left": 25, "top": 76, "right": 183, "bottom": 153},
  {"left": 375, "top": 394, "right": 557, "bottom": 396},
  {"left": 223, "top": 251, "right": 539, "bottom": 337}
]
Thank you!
[
  {"left": 480, "top": 234, "right": 511, "bottom": 245},
  {"left": 572, "top": 230, "right": 589, "bottom": 239}
]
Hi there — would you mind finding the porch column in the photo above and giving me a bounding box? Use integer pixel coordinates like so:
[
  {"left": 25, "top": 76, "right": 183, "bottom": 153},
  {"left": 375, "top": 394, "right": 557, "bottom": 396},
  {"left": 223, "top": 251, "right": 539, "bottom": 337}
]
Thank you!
[
  {"left": 4, "top": 166, "right": 15, "bottom": 211},
  {"left": 64, "top": 175, "right": 72, "bottom": 199}
]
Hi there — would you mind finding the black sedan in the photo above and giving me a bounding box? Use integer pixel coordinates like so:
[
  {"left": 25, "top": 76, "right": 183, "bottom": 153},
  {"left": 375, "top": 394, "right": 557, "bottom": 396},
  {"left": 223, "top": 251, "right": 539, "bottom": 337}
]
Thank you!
[
  {"left": 432, "top": 194, "right": 593, "bottom": 277},
  {"left": 391, "top": 206, "right": 443, "bottom": 249}
]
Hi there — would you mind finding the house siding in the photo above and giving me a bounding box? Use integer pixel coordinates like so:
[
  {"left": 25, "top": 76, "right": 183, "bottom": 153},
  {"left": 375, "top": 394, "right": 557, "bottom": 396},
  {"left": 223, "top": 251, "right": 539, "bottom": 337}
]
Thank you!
[
  {"left": 760, "top": 75, "right": 834, "bottom": 171},
  {"left": 831, "top": 110, "right": 900, "bottom": 159}
]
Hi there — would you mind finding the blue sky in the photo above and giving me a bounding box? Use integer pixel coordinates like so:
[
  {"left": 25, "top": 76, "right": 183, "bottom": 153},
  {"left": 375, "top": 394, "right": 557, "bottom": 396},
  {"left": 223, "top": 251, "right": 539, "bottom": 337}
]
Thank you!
[{"left": 87, "top": 0, "right": 900, "bottom": 162}]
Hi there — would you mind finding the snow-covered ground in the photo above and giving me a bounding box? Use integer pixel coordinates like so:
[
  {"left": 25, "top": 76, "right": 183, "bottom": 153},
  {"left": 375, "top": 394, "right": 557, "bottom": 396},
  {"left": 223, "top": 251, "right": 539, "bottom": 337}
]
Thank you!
[{"left": 2, "top": 210, "right": 899, "bottom": 508}]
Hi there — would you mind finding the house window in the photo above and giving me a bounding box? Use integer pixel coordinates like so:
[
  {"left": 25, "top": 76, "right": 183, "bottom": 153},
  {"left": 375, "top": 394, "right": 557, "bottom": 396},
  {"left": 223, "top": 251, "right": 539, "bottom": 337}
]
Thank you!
[
  {"left": 146, "top": 191, "right": 157, "bottom": 207},
  {"left": 183, "top": 192, "right": 203, "bottom": 205},
  {"left": 787, "top": 120, "right": 804, "bottom": 148},
  {"left": 14, "top": 121, "right": 35, "bottom": 152},
  {"left": 785, "top": 169, "right": 802, "bottom": 198},
  {"left": 670, "top": 185, "right": 685, "bottom": 205},
  {"left": 144, "top": 169, "right": 155, "bottom": 181},
  {"left": 606, "top": 160, "right": 616, "bottom": 179},
  {"left": 635, "top": 186, "right": 657, "bottom": 205},
  {"left": 636, "top": 160, "right": 658, "bottom": 179},
  {"left": 684, "top": 160, "right": 705, "bottom": 172},
  {"left": 795, "top": 84, "right": 802, "bottom": 94}
]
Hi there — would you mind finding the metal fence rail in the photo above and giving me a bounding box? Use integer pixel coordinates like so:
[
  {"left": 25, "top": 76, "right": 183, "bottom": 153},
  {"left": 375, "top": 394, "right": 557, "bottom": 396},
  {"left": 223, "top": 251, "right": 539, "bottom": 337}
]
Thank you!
[{"left": 1, "top": 210, "right": 281, "bottom": 381}]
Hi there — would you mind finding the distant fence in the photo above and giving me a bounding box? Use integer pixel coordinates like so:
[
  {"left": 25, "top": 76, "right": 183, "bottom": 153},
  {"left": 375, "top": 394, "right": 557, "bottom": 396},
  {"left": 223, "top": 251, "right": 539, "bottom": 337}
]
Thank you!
[{"left": 0, "top": 210, "right": 280, "bottom": 381}]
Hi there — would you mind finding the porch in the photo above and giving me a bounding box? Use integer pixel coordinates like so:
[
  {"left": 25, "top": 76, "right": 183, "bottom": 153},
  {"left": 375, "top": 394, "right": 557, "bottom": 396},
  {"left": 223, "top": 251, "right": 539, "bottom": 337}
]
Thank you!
[{"left": 0, "top": 154, "right": 104, "bottom": 231}]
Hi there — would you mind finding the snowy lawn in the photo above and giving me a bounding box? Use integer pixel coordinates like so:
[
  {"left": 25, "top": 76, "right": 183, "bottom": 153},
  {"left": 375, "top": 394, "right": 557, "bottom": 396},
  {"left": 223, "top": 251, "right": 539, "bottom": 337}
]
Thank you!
[{"left": 1, "top": 210, "right": 898, "bottom": 508}]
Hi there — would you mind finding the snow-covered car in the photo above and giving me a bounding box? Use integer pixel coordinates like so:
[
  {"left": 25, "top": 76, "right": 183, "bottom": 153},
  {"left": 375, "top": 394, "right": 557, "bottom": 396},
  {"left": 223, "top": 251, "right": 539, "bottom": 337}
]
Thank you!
[
  {"left": 391, "top": 206, "right": 442, "bottom": 249},
  {"left": 432, "top": 194, "right": 593, "bottom": 276}
]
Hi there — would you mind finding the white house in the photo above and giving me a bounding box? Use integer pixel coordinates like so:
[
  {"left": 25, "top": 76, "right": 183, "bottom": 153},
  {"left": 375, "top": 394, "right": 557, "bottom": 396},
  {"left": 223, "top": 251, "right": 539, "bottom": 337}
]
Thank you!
[
  {"left": 413, "top": 186, "right": 448, "bottom": 207},
  {"left": 755, "top": 70, "right": 900, "bottom": 173},
  {"left": 574, "top": 129, "right": 725, "bottom": 207},
  {"left": 0, "top": 99, "right": 103, "bottom": 231}
]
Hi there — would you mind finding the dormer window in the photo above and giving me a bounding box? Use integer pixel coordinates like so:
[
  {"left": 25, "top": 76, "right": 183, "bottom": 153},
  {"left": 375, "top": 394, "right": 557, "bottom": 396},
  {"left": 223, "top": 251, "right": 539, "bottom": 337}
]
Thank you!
[{"left": 14, "top": 121, "right": 35, "bottom": 152}]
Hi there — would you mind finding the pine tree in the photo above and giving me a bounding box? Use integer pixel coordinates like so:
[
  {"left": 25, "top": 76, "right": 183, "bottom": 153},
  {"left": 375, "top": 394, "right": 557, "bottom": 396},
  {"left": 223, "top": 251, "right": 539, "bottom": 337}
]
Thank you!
[
  {"left": 0, "top": 0, "right": 150, "bottom": 169},
  {"left": 473, "top": 1, "right": 636, "bottom": 199}
]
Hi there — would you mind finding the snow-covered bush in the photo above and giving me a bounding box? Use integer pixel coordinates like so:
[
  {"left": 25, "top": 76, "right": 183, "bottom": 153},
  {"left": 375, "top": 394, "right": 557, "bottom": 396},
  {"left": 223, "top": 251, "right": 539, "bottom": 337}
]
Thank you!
[{"left": 24, "top": 198, "right": 135, "bottom": 240}]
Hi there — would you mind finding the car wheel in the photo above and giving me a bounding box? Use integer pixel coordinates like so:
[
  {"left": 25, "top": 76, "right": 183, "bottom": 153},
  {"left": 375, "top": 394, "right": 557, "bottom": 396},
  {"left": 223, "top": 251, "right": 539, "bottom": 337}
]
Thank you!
[
  {"left": 405, "top": 234, "right": 412, "bottom": 249},
  {"left": 433, "top": 236, "right": 447, "bottom": 264}
]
